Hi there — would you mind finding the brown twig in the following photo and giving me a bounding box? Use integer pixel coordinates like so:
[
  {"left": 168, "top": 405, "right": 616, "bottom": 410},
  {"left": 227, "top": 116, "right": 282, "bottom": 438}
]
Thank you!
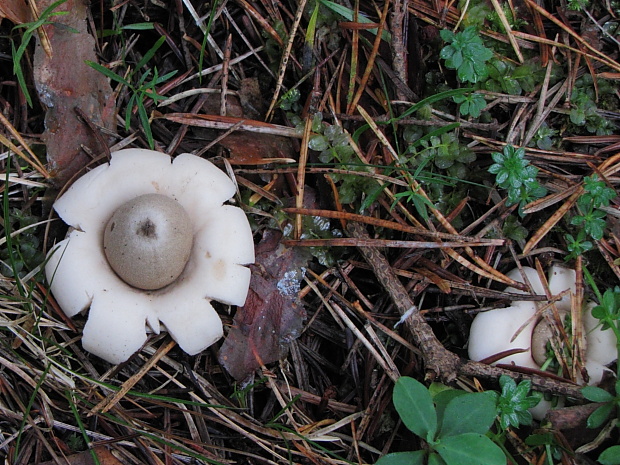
[{"left": 347, "top": 221, "right": 586, "bottom": 400}]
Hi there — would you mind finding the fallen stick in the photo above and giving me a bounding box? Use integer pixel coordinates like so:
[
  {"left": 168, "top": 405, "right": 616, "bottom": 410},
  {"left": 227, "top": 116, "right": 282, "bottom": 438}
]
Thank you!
[{"left": 347, "top": 222, "right": 584, "bottom": 400}]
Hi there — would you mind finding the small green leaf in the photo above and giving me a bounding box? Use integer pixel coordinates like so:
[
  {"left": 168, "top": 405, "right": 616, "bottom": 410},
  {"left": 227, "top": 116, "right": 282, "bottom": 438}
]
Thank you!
[
  {"left": 319, "top": 0, "right": 391, "bottom": 41},
  {"left": 428, "top": 452, "right": 447, "bottom": 465},
  {"left": 122, "top": 22, "right": 156, "bottom": 30},
  {"left": 599, "top": 446, "right": 620, "bottom": 465},
  {"left": 439, "top": 392, "right": 496, "bottom": 437},
  {"left": 135, "top": 35, "right": 167, "bottom": 71},
  {"left": 587, "top": 402, "right": 614, "bottom": 429},
  {"left": 376, "top": 451, "right": 427, "bottom": 465},
  {"left": 393, "top": 377, "right": 437, "bottom": 440},
  {"left": 435, "top": 433, "right": 505, "bottom": 465},
  {"left": 433, "top": 389, "right": 467, "bottom": 431},
  {"left": 86, "top": 61, "right": 131, "bottom": 86},
  {"left": 308, "top": 135, "right": 329, "bottom": 151}
]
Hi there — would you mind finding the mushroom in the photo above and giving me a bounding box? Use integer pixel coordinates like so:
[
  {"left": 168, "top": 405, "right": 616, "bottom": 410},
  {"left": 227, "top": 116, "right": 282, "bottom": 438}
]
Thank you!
[
  {"left": 468, "top": 264, "right": 617, "bottom": 418},
  {"left": 103, "top": 193, "right": 194, "bottom": 290},
  {"left": 468, "top": 299, "right": 538, "bottom": 368},
  {"left": 46, "top": 149, "right": 255, "bottom": 364}
]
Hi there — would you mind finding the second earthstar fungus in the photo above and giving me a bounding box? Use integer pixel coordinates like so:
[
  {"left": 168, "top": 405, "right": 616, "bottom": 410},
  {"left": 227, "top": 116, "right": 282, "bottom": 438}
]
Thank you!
[
  {"left": 468, "top": 265, "right": 617, "bottom": 418},
  {"left": 45, "top": 149, "right": 255, "bottom": 364}
]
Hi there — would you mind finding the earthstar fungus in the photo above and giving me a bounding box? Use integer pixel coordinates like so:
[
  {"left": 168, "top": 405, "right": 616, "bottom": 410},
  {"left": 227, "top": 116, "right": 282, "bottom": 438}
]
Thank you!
[
  {"left": 468, "top": 265, "right": 617, "bottom": 418},
  {"left": 46, "top": 149, "right": 255, "bottom": 364}
]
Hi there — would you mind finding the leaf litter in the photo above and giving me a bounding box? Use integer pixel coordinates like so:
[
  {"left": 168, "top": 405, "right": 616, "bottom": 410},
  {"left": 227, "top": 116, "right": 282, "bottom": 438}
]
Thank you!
[{"left": 0, "top": 0, "right": 620, "bottom": 464}]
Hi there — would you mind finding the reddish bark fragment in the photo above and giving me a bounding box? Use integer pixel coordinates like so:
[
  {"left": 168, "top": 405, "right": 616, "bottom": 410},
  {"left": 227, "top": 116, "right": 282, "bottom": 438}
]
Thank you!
[
  {"left": 33, "top": 0, "right": 115, "bottom": 187},
  {"left": 0, "top": 0, "right": 30, "bottom": 24},
  {"left": 219, "top": 230, "right": 307, "bottom": 382}
]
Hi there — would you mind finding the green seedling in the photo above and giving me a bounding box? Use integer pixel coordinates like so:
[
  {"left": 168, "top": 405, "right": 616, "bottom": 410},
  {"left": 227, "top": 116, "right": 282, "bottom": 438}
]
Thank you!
[
  {"left": 410, "top": 130, "right": 476, "bottom": 171},
  {"left": 376, "top": 377, "right": 505, "bottom": 465},
  {"left": 572, "top": 174, "right": 616, "bottom": 240},
  {"left": 583, "top": 380, "right": 620, "bottom": 465},
  {"left": 440, "top": 26, "right": 493, "bottom": 84},
  {"left": 492, "top": 375, "right": 541, "bottom": 430},
  {"left": 565, "top": 230, "right": 593, "bottom": 261},
  {"left": 531, "top": 123, "right": 558, "bottom": 150},
  {"left": 570, "top": 90, "right": 615, "bottom": 135},
  {"left": 580, "top": 274, "right": 620, "bottom": 464},
  {"left": 453, "top": 92, "right": 486, "bottom": 118},
  {"left": 502, "top": 215, "right": 528, "bottom": 242},
  {"left": 488, "top": 145, "right": 547, "bottom": 216},
  {"left": 567, "top": 0, "right": 590, "bottom": 10},
  {"left": 391, "top": 188, "right": 435, "bottom": 222},
  {"left": 582, "top": 381, "right": 620, "bottom": 429},
  {"left": 87, "top": 36, "right": 177, "bottom": 148},
  {"left": 524, "top": 430, "right": 566, "bottom": 465},
  {"left": 588, "top": 285, "right": 620, "bottom": 369},
  {"left": 309, "top": 113, "right": 380, "bottom": 208},
  {"left": 483, "top": 60, "right": 542, "bottom": 96}
]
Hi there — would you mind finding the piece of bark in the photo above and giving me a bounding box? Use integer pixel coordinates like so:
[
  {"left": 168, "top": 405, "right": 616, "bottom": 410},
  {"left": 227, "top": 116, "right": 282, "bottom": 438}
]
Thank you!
[
  {"left": 219, "top": 229, "right": 307, "bottom": 382},
  {"left": 546, "top": 403, "right": 602, "bottom": 449},
  {"left": 0, "top": 0, "right": 30, "bottom": 24},
  {"left": 33, "top": 0, "right": 115, "bottom": 186}
]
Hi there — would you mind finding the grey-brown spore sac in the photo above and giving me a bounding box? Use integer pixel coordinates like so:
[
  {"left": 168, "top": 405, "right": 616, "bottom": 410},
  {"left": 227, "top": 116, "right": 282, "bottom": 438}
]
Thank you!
[{"left": 103, "top": 194, "right": 194, "bottom": 290}]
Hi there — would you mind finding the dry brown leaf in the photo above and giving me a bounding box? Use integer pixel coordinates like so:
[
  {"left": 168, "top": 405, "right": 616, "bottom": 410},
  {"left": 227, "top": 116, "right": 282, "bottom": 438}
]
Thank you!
[
  {"left": 37, "top": 446, "right": 123, "bottom": 465},
  {"left": 219, "top": 132, "right": 296, "bottom": 165},
  {"left": 219, "top": 229, "right": 307, "bottom": 382},
  {"left": 0, "top": 0, "right": 30, "bottom": 24},
  {"left": 33, "top": 0, "right": 115, "bottom": 186}
]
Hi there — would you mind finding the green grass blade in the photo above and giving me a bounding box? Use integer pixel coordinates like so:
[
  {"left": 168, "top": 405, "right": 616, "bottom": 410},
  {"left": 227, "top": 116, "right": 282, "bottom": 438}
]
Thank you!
[
  {"left": 86, "top": 60, "right": 131, "bottom": 86},
  {"left": 319, "top": 0, "right": 391, "bottom": 41},
  {"left": 13, "top": 364, "right": 52, "bottom": 463},
  {"left": 135, "top": 35, "right": 166, "bottom": 71},
  {"left": 66, "top": 390, "right": 100, "bottom": 465},
  {"left": 137, "top": 100, "right": 155, "bottom": 149},
  {"left": 11, "top": 41, "right": 33, "bottom": 107},
  {"left": 122, "top": 22, "right": 155, "bottom": 30}
]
